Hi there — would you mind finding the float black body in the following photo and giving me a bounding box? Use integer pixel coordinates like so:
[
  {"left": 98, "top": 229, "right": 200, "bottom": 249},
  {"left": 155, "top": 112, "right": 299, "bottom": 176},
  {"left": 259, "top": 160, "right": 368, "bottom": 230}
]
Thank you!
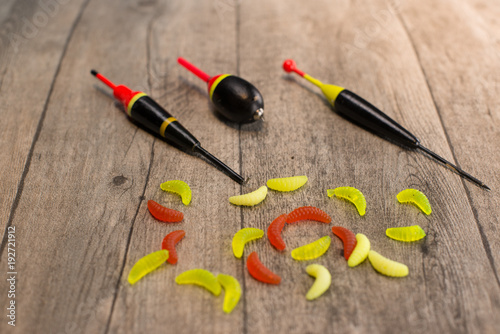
[
  {"left": 211, "top": 76, "right": 264, "bottom": 123},
  {"left": 334, "top": 90, "right": 419, "bottom": 149},
  {"left": 130, "top": 96, "right": 199, "bottom": 149}
]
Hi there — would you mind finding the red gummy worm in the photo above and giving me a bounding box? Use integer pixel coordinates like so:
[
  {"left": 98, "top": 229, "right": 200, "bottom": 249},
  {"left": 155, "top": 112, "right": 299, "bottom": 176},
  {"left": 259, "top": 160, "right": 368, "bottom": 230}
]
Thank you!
[
  {"left": 267, "top": 214, "right": 287, "bottom": 251},
  {"left": 286, "top": 206, "right": 331, "bottom": 224},
  {"left": 331, "top": 226, "right": 357, "bottom": 260},
  {"left": 247, "top": 252, "right": 281, "bottom": 285},
  {"left": 161, "top": 230, "right": 186, "bottom": 264},
  {"left": 148, "top": 200, "right": 184, "bottom": 223}
]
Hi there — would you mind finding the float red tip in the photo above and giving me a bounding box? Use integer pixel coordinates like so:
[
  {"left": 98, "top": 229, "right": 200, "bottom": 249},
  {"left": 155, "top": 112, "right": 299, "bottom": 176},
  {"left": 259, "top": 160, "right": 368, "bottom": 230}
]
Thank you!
[
  {"left": 178, "top": 57, "right": 211, "bottom": 83},
  {"left": 91, "top": 70, "right": 139, "bottom": 108},
  {"left": 282, "top": 59, "right": 305, "bottom": 77},
  {"left": 90, "top": 70, "right": 117, "bottom": 89}
]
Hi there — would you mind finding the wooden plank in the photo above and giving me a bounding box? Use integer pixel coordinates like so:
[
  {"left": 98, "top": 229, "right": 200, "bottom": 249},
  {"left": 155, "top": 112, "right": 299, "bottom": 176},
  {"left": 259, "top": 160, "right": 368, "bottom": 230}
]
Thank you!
[
  {"left": 236, "top": 0, "right": 500, "bottom": 333},
  {"left": 0, "top": 0, "right": 161, "bottom": 332},
  {"left": 398, "top": 0, "right": 500, "bottom": 277},
  {"left": 104, "top": 0, "right": 244, "bottom": 333},
  {"left": 0, "top": 0, "right": 88, "bottom": 253}
]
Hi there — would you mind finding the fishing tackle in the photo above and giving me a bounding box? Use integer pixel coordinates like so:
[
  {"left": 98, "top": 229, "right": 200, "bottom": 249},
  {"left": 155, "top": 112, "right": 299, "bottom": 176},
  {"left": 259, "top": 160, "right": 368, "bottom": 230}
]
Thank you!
[
  {"left": 161, "top": 230, "right": 186, "bottom": 264},
  {"left": 267, "top": 214, "right": 288, "bottom": 251},
  {"left": 232, "top": 228, "right": 264, "bottom": 258},
  {"left": 368, "top": 250, "right": 409, "bottom": 277},
  {"left": 267, "top": 175, "right": 308, "bottom": 192},
  {"left": 305, "top": 264, "right": 331, "bottom": 300},
  {"left": 128, "top": 250, "right": 169, "bottom": 285},
  {"left": 175, "top": 269, "right": 222, "bottom": 296},
  {"left": 287, "top": 206, "right": 331, "bottom": 224},
  {"left": 291, "top": 236, "right": 331, "bottom": 261},
  {"left": 217, "top": 274, "right": 242, "bottom": 314},
  {"left": 147, "top": 200, "right": 183, "bottom": 223},
  {"left": 91, "top": 70, "right": 245, "bottom": 185},
  {"left": 229, "top": 186, "right": 268, "bottom": 206},
  {"left": 348, "top": 234, "right": 370, "bottom": 267},
  {"left": 328, "top": 187, "right": 366, "bottom": 216},
  {"left": 331, "top": 226, "right": 357, "bottom": 260},
  {"left": 246, "top": 252, "right": 281, "bottom": 284},
  {"left": 386, "top": 225, "right": 426, "bottom": 242},
  {"left": 178, "top": 58, "right": 264, "bottom": 123},
  {"left": 160, "top": 180, "right": 192, "bottom": 206},
  {"left": 282, "top": 59, "right": 490, "bottom": 191},
  {"left": 397, "top": 189, "right": 432, "bottom": 215}
]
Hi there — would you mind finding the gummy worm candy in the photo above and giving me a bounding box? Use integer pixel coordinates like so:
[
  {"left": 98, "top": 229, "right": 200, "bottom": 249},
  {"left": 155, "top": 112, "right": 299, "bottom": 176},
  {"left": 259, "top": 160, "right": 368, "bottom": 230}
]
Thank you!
[
  {"left": 160, "top": 180, "right": 192, "bottom": 205},
  {"left": 229, "top": 186, "right": 268, "bottom": 206},
  {"left": 217, "top": 274, "right": 241, "bottom": 314},
  {"left": 368, "top": 250, "right": 409, "bottom": 277},
  {"left": 267, "top": 214, "right": 287, "bottom": 251},
  {"left": 128, "top": 250, "right": 169, "bottom": 285},
  {"left": 286, "top": 206, "right": 331, "bottom": 224},
  {"left": 327, "top": 187, "right": 366, "bottom": 216},
  {"left": 347, "top": 234, "right": 370, "bottom": 267},
  {"left": 147, "top": 200, "right": 184, "bottom": 223},
  {"left": 305, "top": 264, "right": 331, "bottom": 300},
  {"left": 175, "top": 269, "right": 221, "bottom": 296},
  {"left": 161, "top": 230, "right": 186, "bottom": 264},
  {"left": 267, "top": 175, "right": 308, "bottom": 192},
  {"left": 232, "top": 228, "right": 264, "bottom": 258},
  {"left": 396, "top": 188, "right": 431, "bottom": 215},
  {"left": 331, "top": 226, "right": 357, "bottom": 260},
  {"left": 386, "top": 225, "right": 426, "bottom": 242},
  {"left": 246, "top": 252, "right": 281, "bottom": 284},
  {"left": 291, "top": 236, "right": 331, "bottom": 261}
]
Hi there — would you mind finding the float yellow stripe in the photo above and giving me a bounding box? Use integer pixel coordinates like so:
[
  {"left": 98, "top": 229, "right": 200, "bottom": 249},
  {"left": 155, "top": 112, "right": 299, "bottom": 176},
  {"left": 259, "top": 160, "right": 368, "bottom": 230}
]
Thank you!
[
  {"left": 127, "top": 93, "right": 147, "bottom": 116},
  {"left": 160, "top": 117, "right": 177, "bottom": 137},
  {"left": 209, "top": 74, "right": 230, "bottom": 100}
]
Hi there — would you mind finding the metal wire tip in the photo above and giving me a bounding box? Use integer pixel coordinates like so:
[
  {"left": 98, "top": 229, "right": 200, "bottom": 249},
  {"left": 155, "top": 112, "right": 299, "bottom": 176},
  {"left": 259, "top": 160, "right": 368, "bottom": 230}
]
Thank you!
[
  {"left": 417, "top": 145, "right": 490, "bottom": 191},
  {"left": 194, "top": 145, "right": 246, "bottom": 185}
]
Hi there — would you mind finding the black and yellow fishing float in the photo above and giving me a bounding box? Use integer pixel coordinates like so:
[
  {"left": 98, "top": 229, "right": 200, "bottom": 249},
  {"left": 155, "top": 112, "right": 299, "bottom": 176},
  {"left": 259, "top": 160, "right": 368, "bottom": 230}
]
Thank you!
[
  {"left": 91, "top": 70, "right": 246, "bottom": 185},
  {"left": 282, "top": 59, "right": 489, "bottom": 190},
  {"left": 178, "top": 58, "right": 264, "bottom": 123}
]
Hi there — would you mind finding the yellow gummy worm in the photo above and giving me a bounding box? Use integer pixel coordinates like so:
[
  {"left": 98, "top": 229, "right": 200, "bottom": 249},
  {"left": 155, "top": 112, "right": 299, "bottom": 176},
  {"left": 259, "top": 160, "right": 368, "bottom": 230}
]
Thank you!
[
  {"left": 305, "top": 264, "right": 331, "bottom": 301},
  {"left": 128, "top": 250, "right": 169, "bottom": 285},
  {"left": 160, "top": 180, "right": 192, "bottom": 205},
  {"left": 175, "top": 269, "right": 221, "bottom": 296},
  {"left": 347, "top": 234, "right": 370, "bottom": 267},
  {"left": 327, "top": 187, "right": 366, "bottom": 216},
  {"left": 229, "top": 186, "right": 268, "bottom": 206},
  {"left": 217, "top": 274, "right": 241, "bottom": 314},
  {"left": 232, "top": 228, "right": 264, "bottom": 258},
  {"left": 368, "top": 250, "right": 409, "bottom": 277},
  {"left": 396, "top": 188, "right": 431, "bottom": 215},
  {"left": 386, "top": 225, "right": 426, "bottom": 242},
  {"left": 291, "top": 236, "right": 331, "bottom": 261},
  {"left": 267, "top": 176, "right": 308, "bottom": 192}
]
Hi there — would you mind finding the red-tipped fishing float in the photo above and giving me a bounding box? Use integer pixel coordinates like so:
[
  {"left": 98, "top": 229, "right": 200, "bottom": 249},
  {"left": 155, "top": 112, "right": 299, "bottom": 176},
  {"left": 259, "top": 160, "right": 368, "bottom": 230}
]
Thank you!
[
  {"left": 283, "top": 59, "right": 489, "bottom": 191},
  {"left": 178, "top": 57, "right": 264, "bottom": 123},
  {"left": 91, "top": 70, "right": 246, "bottom": 185}
]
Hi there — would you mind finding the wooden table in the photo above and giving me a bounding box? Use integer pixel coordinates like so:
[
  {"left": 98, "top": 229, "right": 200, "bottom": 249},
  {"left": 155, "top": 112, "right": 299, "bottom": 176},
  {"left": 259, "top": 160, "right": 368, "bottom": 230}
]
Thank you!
[{"left": 1, "top": 0, "right": 499, "bottom": 333}]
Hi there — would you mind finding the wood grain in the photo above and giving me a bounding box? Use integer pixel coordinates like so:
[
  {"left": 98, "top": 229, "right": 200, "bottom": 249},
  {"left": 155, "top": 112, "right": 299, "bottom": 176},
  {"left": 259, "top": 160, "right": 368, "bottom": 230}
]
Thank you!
[
  {"left": 0, "top": 0, "right": 89, "bottom": 255},
  {"left": 236, "top": 0, "right": 499, "bottom": 333},
  {"left": 106, "top": 0, "right": 244, "bottom": 333},
  {"left": 398, "top": 0, "right": 500, "bottom": 280},
  {"left": 0, "top": 0, "right": 499, "bottom": 333},
  {"left": 0, "top": 0, "right": 155, "bottom": 332}
]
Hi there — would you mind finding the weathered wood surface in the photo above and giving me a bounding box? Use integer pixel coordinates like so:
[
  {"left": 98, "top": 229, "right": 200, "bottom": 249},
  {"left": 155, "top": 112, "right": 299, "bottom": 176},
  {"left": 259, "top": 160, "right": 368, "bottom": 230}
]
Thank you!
[{"left": 0, "top": 0, "right": 498, "bottom": 333}]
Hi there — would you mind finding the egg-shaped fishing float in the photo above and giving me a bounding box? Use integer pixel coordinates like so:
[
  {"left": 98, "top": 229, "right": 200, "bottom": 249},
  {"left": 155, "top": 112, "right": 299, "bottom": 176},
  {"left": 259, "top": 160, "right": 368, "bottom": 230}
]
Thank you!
[
  {"left": 178, "top": 57, "right": 264, "bottom": 123},
  {"left": 91, "top": 70, "right": 246, "bottom": 185},
  {"left": 282, "top": 59, "right": 489, "bottom": 191}
]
